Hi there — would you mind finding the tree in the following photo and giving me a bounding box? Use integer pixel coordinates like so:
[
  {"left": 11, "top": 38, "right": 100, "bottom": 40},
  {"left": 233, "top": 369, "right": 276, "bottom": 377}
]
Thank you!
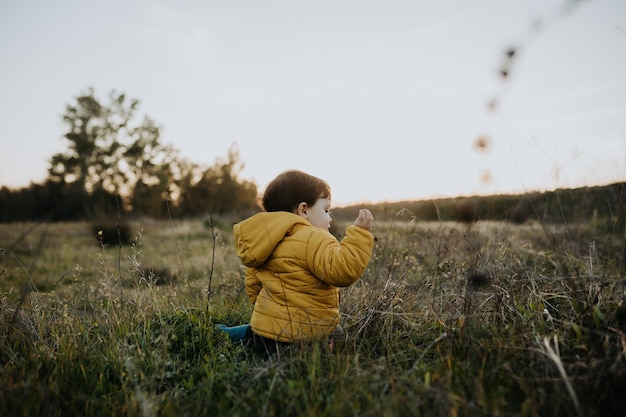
[
  {"left": 176, "top": 143, "right": 258, "bottom": 217},
  {"left": 47, "top": 88, "right": 177, "bottom": 215},
  {"left": 15, "top": 88, "right": 265, "bottom": 221}
]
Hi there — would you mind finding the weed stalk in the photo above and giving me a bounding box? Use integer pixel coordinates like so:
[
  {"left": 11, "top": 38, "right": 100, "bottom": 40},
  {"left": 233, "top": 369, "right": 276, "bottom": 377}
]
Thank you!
[
  {"left": 206, "top": 213, "right": 217, "bottom": 310},
  {"left": 165, "top": 185, "right": 193, "bottom": 299}
]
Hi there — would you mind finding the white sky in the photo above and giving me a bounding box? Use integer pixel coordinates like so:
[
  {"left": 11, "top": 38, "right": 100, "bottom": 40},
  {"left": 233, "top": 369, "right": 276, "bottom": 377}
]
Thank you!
[{"left": 1, "top": 0, "right": 625, "bottom": 206}]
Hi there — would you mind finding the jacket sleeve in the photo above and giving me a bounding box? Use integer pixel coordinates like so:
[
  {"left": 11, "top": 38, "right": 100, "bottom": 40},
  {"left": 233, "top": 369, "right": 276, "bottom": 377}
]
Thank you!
[
  {"left": 307, "top": 225, "right": 375, "bottom": 287},
  {"left": 244, "top": 267, "right": 262, "bottom": 303}
]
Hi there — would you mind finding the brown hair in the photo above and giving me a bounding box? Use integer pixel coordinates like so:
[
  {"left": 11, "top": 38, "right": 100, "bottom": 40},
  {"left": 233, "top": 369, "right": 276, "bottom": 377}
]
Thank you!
[{"left": 261, "top": 170, "right": 331, "bottom": 213}]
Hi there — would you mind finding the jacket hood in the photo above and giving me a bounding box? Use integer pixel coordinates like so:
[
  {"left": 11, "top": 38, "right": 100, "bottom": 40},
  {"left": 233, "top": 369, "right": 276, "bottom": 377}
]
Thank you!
[{"left": 233, "top": 211, "right": 310, "bottom": 267}]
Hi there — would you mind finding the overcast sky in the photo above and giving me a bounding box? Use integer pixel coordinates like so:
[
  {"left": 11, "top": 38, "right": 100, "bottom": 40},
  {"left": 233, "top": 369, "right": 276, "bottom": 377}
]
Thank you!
[{"left": 1, "top": 0, "right": 625, "bottom": 206}]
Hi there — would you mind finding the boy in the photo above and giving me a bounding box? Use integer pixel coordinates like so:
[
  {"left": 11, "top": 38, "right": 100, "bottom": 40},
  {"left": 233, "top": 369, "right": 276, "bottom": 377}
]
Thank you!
[{"left": 220, "top": 169, "right": 375, "bottom": 357}]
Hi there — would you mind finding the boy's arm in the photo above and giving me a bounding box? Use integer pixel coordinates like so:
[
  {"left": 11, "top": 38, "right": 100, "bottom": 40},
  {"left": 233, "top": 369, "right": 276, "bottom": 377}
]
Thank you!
[
  {"left": 309, "top": 225, "right": 375, "bottom": 287},
  {"left": 244, "top": 267, "right": 262, "bottom": 303}
]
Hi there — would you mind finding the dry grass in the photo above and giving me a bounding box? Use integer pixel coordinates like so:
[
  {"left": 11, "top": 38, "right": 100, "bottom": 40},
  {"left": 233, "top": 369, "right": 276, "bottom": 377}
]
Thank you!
[{"left": 1, "top": 216, "right": 625, "bottom": 416}]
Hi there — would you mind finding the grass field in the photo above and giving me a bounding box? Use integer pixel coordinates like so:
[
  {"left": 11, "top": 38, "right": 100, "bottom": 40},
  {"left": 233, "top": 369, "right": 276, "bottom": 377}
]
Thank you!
[{"left": 1, "top": 214, "right": 625, "bottom": 416}]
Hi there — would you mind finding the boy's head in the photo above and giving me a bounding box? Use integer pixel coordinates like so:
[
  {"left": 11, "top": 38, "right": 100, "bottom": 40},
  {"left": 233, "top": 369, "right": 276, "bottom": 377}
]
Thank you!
[{"left": 261, "top": 170, "right": 331, "bottom": 213}]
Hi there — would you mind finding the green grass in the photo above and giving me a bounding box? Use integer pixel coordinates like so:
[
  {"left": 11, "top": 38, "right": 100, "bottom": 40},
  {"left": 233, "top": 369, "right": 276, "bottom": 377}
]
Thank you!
[{"left": 1, "top": 216, "right": 625, "bottom": 416}]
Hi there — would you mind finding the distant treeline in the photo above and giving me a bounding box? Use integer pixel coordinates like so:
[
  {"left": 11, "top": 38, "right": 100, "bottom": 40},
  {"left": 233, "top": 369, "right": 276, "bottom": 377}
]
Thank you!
[
  {"left": 2, "top": 177, "right": 625, "bottom": 228},
  {"left": 331, "top": 182, "right": 626, "bottom": 227},
  {"left": 0, "top": 172, "right": 259, "bottom": 224}
]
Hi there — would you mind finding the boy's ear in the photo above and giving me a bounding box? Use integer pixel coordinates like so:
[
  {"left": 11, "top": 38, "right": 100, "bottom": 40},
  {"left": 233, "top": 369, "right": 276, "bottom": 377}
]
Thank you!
[{"left": 296, "top": 202, "right": 308, "bottom": 217}]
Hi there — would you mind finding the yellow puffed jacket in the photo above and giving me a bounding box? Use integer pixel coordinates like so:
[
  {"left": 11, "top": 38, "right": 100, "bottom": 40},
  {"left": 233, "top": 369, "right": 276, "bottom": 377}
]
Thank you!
[{"left": 233, "top": 211, "right": 375, "bottom": 343}]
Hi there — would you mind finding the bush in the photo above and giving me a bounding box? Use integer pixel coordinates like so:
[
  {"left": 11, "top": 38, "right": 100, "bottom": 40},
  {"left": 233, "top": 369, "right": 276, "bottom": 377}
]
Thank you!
[{"left": 92, "top": 221, "right": 132, "bottom": 246}]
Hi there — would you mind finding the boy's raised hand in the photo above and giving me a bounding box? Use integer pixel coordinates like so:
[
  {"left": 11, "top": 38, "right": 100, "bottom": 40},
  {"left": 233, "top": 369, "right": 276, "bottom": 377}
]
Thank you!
[{"left": 353, "top": 209, "right": 374, "bottom": 231}]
